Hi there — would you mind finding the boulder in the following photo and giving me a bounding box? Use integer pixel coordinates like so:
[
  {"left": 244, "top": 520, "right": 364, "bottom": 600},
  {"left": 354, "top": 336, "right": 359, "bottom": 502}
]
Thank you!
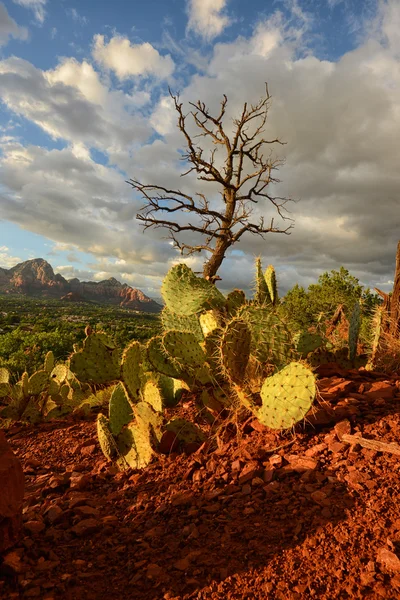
[{"left": 0, "top": 431, "right": 24, "bottom": 553}]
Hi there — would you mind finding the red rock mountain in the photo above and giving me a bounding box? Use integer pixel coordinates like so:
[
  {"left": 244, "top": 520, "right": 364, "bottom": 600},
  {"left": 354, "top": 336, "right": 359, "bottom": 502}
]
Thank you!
[{"left": 0, "top": 259, "right": 161, "bottom": 312}]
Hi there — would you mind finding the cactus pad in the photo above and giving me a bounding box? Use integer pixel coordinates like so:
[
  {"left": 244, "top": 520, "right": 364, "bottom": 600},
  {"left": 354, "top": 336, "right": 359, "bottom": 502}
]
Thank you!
[
  {"left": 219, "top": 320, "right": 251, "bottom": 384},
  {"left": 162, "top": 307, "right": 204, "bottom": 342},
  {"left": 161, "top": 264, "right": 225, "bottom": 316},
  {"left": 109, "top": 383, "right": 134, "bottom": 436},
  {"left": 264, "top": 264, "right": 278, "bottom": 306},
  {"left": 254, "top": 258, "right": 271, "bottom": 306},
  {"left": 257, "top": 362, "right": 316, "bottom": 430},
  {"left": 44, "top": 351, "right": 55, "bottom": 373},
  {"left": 28, "top": 370, "right": 49, "bottom": 395},
  {"left": 121, "top": 341, "right": 143, "bottom": 401},
  {"left": 97, "top": 414, "right": 119, "bottom": 461},
  {"left": 147, "top": 336, "right": 183, "bottom": 379},
  {"left": 162, "top": 330, "right": 206, "bottom": 370}
]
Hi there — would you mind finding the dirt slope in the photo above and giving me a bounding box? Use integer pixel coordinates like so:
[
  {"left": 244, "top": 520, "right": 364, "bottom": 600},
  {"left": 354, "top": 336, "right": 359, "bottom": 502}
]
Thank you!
[{"left": 1, "top": 367, "right": 400, "bottom": 600}]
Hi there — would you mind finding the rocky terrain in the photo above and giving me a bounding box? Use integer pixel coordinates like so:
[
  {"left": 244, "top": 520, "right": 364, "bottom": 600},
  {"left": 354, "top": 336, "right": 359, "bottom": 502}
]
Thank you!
[
  {"left": 0, "top": 259, "right": 161, "bottom": 312},
  {"left": 1, "top": 363, "right": 400, "bottom": 599}
]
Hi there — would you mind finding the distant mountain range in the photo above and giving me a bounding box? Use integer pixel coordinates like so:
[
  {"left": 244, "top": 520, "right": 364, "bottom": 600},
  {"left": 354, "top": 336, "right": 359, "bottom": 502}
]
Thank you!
[{"left": 0, "top": 258, "right": 162, "bottom": 313}]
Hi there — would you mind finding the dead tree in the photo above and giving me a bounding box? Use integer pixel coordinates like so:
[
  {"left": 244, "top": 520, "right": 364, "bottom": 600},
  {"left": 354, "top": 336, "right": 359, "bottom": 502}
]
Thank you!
[{"left": 127, "top": 84, "right": 294, "bottom": 281}]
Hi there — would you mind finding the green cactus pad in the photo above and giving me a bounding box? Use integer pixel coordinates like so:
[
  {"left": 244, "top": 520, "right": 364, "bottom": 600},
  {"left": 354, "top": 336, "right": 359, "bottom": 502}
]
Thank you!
[
  {"left": 199, "top": 311, "right": 220, "bottom": 337},
  {"left": 50, "top": 364, "right": 68, "bottom": 383},
  {"left": 143, "top": 380, "right": 164, "bottom": 412},
  {"left": 258, "top": 361, "right": 316, "bottom": 430},
  {"left": 348, "top": 301, "right": 361, "bottom": 362},
  {"left": 134, "top": 401, "right": 163, "bottom": 445},
  {"left": 254, "top": 258, "right": 272, "bottom": 306},
  {"left": 21, "top": 372, "right": 29, "bottom": 398},
  {"left": 162, "top": 307, "right": 204, "bottom": 342},
  {"left": 238, "top": 305, "right": 292, "bottom": 366},
  {"left": 28, "top": 370, "right": 49, "bottom": 396},
  {"left": 48, "top": 379, "right": 60, "bottom": 396},
  {"left": 21, "top": 399, "right": 42, "bottom": 424},
  {"left": 109, "top": 383, "right": 134, "bottom": 436},
  {"left": 147, "top": 336, "right": 183, "bottom": 379},
  {"left": 161, "top": 264, "right": 225, "bottom": 316},
  {"left": 121, "top": 341, "right": 143, "bottom": 401},
  {"left": 264, "top": 264, "right": 278, "bottom": 306},
  {"left": 116, "top": 424, "right": 153, "bottom": 470},
  {"left": 0, "top": 369, "right": 10, "bottom": 399},
  {"left": 0, "top": 368, "right": 10, "bottom": 384},
  {"left": 44, "top": 351, "right": 55, "bottom": 373},
  {"left": 225, "top": 289, "right": 246, "bottom": 316},
  {"left": 293, "top": 331, "right": 324, "bottom": 358},
  {"left": 162, "top": 331, "right": 206, "bottom": 369},
  {"left": 219, "top": 320, "right": 251, "bottom": 384},
  {"left": 69, "top": 333, "right": 120, "bottom": 384},
  {"left": 97, "top": 414, "right": 120, "bottom": 461},
  {"left": 165, "top": 418, "right": 205, "bottom": 444}
]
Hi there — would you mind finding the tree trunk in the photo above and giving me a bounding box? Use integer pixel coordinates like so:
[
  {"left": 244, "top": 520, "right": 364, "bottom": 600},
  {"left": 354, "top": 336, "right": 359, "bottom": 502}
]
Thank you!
[
  {"left": 390, "top": 240, "right": 400, "bottom": 336},
  {"left": 202, "top": 238, "right": 230, "bottom": 281}
]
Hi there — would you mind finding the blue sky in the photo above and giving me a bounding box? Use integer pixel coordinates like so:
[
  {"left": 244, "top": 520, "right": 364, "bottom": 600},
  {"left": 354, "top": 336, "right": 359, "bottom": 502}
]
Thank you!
[{"left": 0, "top": 0, "right": 399, "bottom": 297}]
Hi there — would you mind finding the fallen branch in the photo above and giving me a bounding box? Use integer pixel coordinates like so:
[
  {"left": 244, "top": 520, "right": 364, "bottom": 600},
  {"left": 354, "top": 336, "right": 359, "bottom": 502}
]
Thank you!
[{"left": 342, "top": 434, "right": 400, "bottom": 457}]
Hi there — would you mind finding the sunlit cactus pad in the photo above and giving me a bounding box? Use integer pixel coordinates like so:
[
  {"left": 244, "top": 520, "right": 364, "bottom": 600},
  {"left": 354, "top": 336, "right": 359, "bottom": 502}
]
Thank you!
[{"left": 258, "top": 361, "right": 316, "bottom": 430}]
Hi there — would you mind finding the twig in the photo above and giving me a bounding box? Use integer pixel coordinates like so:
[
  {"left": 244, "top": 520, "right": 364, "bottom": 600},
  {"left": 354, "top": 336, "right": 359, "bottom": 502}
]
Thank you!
[{"left": 342, "top": 434, "right": 400, "bottom": 456}]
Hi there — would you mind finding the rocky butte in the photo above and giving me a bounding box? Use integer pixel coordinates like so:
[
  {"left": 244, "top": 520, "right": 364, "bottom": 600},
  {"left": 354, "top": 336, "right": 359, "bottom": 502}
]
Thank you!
[{"left": 0, "top": 259, "right": 161, "bottom": 313}]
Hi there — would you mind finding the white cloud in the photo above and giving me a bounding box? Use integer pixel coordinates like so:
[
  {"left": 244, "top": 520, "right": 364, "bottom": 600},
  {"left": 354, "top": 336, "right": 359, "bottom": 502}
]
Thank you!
[
  {"left": 0, "top": 2, "right": 28, "bottom": 46},
  {"left": 0, "top": 56, "right": 151, "bottom": 153},
  {"left": 12, "top": 0, "right": 46, "bottom": 24},
  {"left": 2, "top": 1, "right": 400, "bottom": 296},
  {"left": 92, "top": 34, "right": 175, "bottom": 80},
  {"left": 0, "top": 246, "right": 22, "bottom": 268},
  {"left": 187, "top": 0, "right": 231, "bottom": 41}
]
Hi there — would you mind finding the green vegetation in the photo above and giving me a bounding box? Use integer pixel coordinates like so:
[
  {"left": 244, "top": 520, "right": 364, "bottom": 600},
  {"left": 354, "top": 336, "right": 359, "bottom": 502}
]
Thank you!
[{"left": 0, "top": 297, "right": 161, "bottom": 377}]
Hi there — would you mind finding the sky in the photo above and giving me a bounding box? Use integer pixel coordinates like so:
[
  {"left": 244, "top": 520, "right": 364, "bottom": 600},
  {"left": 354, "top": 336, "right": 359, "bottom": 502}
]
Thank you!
[{"left": 0, "top": 0, "right": 399, "bottom": 300}]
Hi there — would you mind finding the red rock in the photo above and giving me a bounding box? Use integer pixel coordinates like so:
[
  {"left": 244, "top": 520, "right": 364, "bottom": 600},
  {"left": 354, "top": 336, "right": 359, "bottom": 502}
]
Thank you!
[
  {"left": 334, "top": 419, "right": 351, "bottom": 440},
  {"left": 238, "top": 462, "right": 261, "bottom": 485},
  {"left": 365, "top": 382, "right": 396, "bottom": 400},
  {"left": 69, "top": 473, "right": 90, "bottom": 491},
  {"left": 174, "top": 556, "right": 191, "bottom": 571},
  {"left": 45, "top": 505, "right": 64, "bottom": 524},
  {"left": 377, "top": 548, "right": 400, "bottom": 571},
  {"left": 24, "top": 520, "right": 45, "bottom": 535},
  {"left": 71, "top": 518, "right": 101, "bottom": 537},
  {"left": 0, "top": 431, "right": 25, "bottom": 552}
]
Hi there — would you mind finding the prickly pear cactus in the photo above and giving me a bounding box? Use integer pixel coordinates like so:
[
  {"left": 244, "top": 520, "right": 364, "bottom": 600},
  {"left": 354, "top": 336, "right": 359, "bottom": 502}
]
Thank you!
[
  {"left": 97, "top": 414, "right": 119, "bottom": 460},
  {"left": 147, "top": 336, "right": 183, "bottom": 379},
  {"left": 161, "top": 307, "right": 204, "bottom": 342},
  {"left": 28, "top": 370, "right": 49, "bottom": 395},
  {"left": 162, "top": 331, "right": 206, "bottom": 370},
  {"left": 293, "top": 331, "right": 324, "bottom": 358},
  {"left": 238, "top": 305, "right": 292, "bottom": 367},
  {"left": 109, "top": 383, "right": 133, "bottom": 436},
  {"left": 254, "top": 257, "right": 271, "bottom": 306},
  {"left": 225, "top": 289, "right": 246, "bottom": 316},
  {"left": 199, "top": 311, "right": 220, "bottom": 338},
  {"left": 0, "top": 368, "right": 10, "bottom": 399},
  {"left": 69, "top": 333, "right": 120, "bottom": 384},
  {"left": 43, "top": 351, "right": 55, "bottom": 374},
  {"left": 219, "top": 319, "right": 251, "bottom": 384},
  {"left": 121, "top": 341, "right": 143, "bottom": 401},
  {"left": 161, "top": 264, "right": 225, "bottom": 316},
  {"left": 257, "top": 362, "right": 316, "bottom": 429},
  {"left": 264, "top": 264, "right": 278, "bottom": 306},
  {"left": 165, "top": 418, "right": 205, "bottom": 444}
]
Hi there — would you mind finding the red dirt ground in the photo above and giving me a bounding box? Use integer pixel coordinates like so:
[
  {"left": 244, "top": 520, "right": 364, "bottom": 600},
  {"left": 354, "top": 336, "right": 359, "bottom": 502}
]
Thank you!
[{"left": 2, "top": 365, "right": 400, "bottom": 599}]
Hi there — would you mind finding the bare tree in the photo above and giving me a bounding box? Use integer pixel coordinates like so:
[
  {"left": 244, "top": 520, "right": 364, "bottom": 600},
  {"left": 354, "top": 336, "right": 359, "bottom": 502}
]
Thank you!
[{"left": 127, "top": 84, "right": 294, "bottom": 282}]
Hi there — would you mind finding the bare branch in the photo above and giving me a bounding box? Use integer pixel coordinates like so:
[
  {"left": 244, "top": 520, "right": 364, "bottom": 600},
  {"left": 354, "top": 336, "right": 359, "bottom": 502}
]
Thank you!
[{"left": 129, "top": 83, "right": 295, "bottom": 280}]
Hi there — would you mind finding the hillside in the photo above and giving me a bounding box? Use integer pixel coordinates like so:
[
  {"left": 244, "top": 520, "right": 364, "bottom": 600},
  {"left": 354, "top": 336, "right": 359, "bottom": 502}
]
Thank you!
[{"left": 0, "top": 259, "right": 161, "bottom": 313}]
